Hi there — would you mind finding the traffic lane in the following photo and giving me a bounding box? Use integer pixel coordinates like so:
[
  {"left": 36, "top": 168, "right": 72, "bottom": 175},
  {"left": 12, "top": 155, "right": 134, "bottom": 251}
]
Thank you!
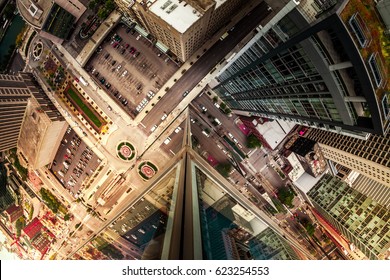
[
  {"left": 160, "top": 127, "right": 184, "bottom": 156},
  {"left": 194, "top": 95, "right": 248, "bottom": 146},
  {"left": 260, "top": 165, "right": 287, "bottom": 189},
  {"left": 248, "top": 149, "right": 268, "bottom": 170},
  {"left": 191, "top": 123, "right": 229, "bottom": 164},
  {"left": 195, "top": 95, "right": 246, "bottom": 143},
  {"left": 141, "top": 1, "right": 272, "bottom": 129}
]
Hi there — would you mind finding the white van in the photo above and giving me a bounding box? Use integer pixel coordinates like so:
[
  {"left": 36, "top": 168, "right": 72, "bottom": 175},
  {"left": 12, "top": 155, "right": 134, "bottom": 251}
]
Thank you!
[
  {"left": 202, "top": 130, "right": 210, "bottom": 137},
  {"left": 79, "top": 76, "right": 89, "bottom": 86}
]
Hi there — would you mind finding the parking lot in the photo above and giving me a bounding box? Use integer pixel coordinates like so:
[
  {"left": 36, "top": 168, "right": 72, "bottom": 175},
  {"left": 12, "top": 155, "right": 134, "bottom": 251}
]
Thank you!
[
  {"left": 85, "top": 24, "right": 178, "bottom": 118},
  {"left": 50, "top": 127, "right": 101, "bottom": 196}
]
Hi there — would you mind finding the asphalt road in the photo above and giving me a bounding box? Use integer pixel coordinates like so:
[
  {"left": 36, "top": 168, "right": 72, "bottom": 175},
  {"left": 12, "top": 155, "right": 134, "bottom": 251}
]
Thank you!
[
  {"left": 140, "top": 1, "right": 272, "bottom": 130},
  {"left": 192, "top": 94, "right": 249, "bottom": 151},
  {"left": 9, "top": 52, "right": 25, "bottom": 73}
]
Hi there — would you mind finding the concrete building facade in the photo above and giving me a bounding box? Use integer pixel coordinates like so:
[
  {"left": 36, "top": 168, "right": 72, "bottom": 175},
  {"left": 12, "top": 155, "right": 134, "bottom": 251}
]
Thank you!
[
  {"left": 304, "top": 128, "right": 390, "bottom": 186},
  {"left": 115, "top": 0, "right": 254, "bottom": 61},
  {"left": 0, "top": 74, "right": 32, "bottom": 152},
  {"left": 17, "top": 74, "right": 67, "bottom": 170}
]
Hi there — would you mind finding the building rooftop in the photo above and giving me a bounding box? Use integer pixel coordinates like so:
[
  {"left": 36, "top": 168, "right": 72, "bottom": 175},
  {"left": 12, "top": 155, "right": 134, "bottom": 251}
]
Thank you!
[
  {"left": 4, "top": 204, "right": 23, "bottom": 223},
  {"left": 42, "top": 3, "right": 76, "bottom": 40},
  {"left": 23, "top": 217, "right": 43, "bottom": 240},
  {"left": 31, "top": 233, "right": 51, "bottom": 255},
  {"left": 17, "top": 0, "right": 53, "bottom": 29},
  {"left": 215, "top": 0, "right": 228, "bottom": 9},
  {"left": 293, "top": 172, "right": 324, "bottom": 194},
  {"left": 255, "top": 120, "right": 295, "bottom": 150},
  {"left": 149, "top": 0, "right": 202, "bottom": 33},
  {"left": 286, "top": 153, "right": 306, "bottom": 182}
]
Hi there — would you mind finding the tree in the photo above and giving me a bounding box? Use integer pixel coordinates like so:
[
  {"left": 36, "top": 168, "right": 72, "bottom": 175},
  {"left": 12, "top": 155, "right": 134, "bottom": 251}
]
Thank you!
[
  {"left": 213, "top": 96, "right": 218, "bottom": 103},
  {"left": 224, "top": 108, "right": 232, "bottom": 115},
  {"left": 246, "top": 134, "right": 262, "bottom": 148},
  {"left": 64, "top": 214, "right": 71, "bottom": 221},
  {"left": 305, "top": 223, "right": 315, "bottom": 236},
  {"left": 277, "top": 187, "right": 295, "bottom": 208},
  {"left": 216, "top": 162, "right": 232, "bottom": 178},
  {"left": 15, "top": 217, "right": 25, "bottom": 237},
  {"left": 88, "top": 0, "right": 98, "bottom": 10}
]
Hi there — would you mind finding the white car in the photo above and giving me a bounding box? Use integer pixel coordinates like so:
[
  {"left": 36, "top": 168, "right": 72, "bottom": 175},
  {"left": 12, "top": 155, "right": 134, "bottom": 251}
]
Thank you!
[
  {"left": 121, "top": 70, "right": 128, "bottom": 77},
  {"left": 228, "top": 132, "right": 234, "bottom": 138},
  {"left": 174, "top": 127, "right": 182, "bottom": 133},
  {"left": 150, "top": 125, "right": 157, "bottom": 132},
  {"left": 233, "top": 138, "right": 238, "bottom": 143},
  {"left": 164, "top": 137, "right": 171, "bottom": 144},
  {"left": 161, "top": 113, "right": 167, "bottom": 120}
]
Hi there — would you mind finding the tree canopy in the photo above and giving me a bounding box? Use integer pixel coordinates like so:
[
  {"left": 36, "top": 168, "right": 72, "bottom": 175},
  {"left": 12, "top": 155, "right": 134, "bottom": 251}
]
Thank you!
[
  {"left": 246, "top": 134, "right": 262, "bottom": 149},
  {"left": 216, "top": 163, "right": 232, "bottom": 178},
  {"left": 277, "top": 187, "right": 295, "bottom": 208}
]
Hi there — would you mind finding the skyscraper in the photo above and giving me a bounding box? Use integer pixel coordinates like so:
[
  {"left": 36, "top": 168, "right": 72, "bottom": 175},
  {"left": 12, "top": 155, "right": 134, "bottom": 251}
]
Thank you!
[
  {"left": 304, "top": 128, "right": 390, "bottom": 186},
  {"left": 67, "top": 113, "right": 308, "bottom": 260},
  {"left": 212, "top": 0, "right": 389, "bottom": 137},
  {"left": 115, "top": 0, "right": 256, "bottom": 61},
  {"left": 0, "top": 73, "right": 32, "bottom": 152},
  {"left": 17, "top": 74, "right": 67, "bottom": 170},
  {"left": 307, "top": 173, "right": 390, "bottom": 260}
]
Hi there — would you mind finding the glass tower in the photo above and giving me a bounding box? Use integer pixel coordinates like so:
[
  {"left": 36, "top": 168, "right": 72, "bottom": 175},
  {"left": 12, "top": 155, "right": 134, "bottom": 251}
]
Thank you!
[
  {"left": 213, "top": 0, "right": 389, "bottom": 137},
  {"left": 67, "top": 115, "right": 304, "bottom": 260}
]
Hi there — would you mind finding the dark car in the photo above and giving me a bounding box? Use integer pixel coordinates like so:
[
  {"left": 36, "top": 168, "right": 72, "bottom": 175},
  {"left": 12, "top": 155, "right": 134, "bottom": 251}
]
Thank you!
[
  {"left": 111, "top": 60, "right": 116, "bottom": 66},
  {"left": 183, "top": 90, "right": 189, "bottom": 97}
]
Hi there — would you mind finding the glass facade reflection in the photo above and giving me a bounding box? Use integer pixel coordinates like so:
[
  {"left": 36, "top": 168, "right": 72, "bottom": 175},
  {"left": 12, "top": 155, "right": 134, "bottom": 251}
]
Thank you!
[
  {"left": 195, "top": 167, "right": 298, "bottom": 260},
  {"left": 73, "top": 166, "right": 180, "bottom": 260},
  {"left": 73, "top": 135, "right": 303, "bottom": 260},
  {"left": 213, "top": 3, "right": 388, "bottom": 136}
]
